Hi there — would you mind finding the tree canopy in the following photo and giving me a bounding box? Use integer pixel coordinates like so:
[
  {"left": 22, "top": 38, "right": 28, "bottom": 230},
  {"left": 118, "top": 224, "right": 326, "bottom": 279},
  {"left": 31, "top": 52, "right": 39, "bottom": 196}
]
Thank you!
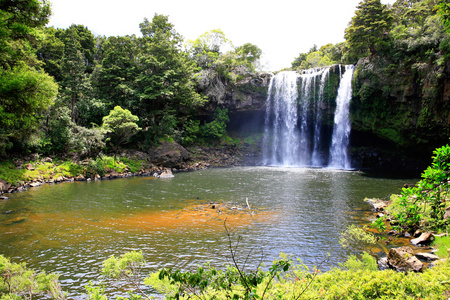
[{"left": 344, "top": 0, "right": 393, "bottom": 60}]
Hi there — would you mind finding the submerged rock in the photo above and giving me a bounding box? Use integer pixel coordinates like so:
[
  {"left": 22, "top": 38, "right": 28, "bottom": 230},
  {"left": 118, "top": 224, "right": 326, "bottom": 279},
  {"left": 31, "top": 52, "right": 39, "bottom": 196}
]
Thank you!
[
  {"left": 154, "top": 169, "right": 174, "bottom": 178},
  {"left": 365, "top": 198, "right": 388, "bottom": 212}
]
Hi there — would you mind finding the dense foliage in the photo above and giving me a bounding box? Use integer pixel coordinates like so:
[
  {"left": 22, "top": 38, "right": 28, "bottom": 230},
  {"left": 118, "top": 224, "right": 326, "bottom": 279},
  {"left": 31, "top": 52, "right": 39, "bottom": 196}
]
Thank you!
[
  {"left": 0, "top": 1, "right": 263, "bottom": 159},
  {"left": 5, "top": 249, "right": 450, "bottom": 299},
  {"left": 382, "top": 142, "right": 450, "bottom": 231}
]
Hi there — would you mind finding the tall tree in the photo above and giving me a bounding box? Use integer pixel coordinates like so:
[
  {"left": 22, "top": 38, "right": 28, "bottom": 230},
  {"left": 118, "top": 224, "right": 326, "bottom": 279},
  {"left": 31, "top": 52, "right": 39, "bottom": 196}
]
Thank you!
[
  {"left": 0, "top": 0, "right": 58, "bottom": 155},
  {"left": 135, "top": 14, "right": 205, "bottom": 122},
  {"left": 94, "top": 35, "right": 139, "bottom": 111},
  {"left": 59, "top": 26, "right": 89, "bottom": 123},
  {"left": 344, "top": 0, "right": 393, "bottom": 60}
]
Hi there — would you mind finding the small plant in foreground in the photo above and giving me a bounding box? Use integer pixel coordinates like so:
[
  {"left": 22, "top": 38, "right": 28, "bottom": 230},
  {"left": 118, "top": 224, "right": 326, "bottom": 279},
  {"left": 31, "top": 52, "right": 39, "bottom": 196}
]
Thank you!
[{"left": 0, "top": 255, "right": 66, "bottom": 299}]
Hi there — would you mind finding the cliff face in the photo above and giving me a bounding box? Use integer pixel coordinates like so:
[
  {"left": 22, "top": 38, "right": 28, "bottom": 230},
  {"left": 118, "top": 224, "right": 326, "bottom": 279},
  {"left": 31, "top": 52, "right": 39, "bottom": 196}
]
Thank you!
[
  {"left": 196, "top": 61, "right": 450, "bottom": 170},
  {"left": 196, "top": 70, "right": 272, "bottom": 115},
  {"left": 351, "top": 56, "right": 450, "bottom": 159}
]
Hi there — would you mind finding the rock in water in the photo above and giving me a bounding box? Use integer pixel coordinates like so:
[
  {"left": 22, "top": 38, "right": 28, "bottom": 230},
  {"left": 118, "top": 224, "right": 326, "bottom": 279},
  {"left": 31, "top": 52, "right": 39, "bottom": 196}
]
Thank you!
[
  {"left": 159, "top": 169, "right": 174, "bottom": 178},
  {"left": 410, "top": 232, "right": 434, "bottom": 246},
  {"left": 0, "top": 179, "right": 11, "bottom": 192},
  {"left": 387, "top": 246, "right": 424, "bottom": 272}
]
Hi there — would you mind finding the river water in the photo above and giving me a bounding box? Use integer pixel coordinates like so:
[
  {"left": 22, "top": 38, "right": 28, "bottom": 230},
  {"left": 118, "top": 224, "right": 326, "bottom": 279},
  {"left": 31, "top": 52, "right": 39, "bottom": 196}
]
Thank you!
[{"left": 0, "top": 167, "right": 413, "bottom": 298}]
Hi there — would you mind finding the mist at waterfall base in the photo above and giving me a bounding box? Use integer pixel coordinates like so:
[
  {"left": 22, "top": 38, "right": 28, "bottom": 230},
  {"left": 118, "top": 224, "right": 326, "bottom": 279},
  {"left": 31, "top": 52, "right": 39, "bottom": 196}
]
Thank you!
[{"left": 262, "top": 65, "right": 355, "bottom": 169}]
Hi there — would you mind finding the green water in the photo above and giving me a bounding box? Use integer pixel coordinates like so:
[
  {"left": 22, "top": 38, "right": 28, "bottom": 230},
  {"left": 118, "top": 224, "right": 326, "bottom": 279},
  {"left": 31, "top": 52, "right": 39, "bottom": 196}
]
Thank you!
[{"left": 0, "top": 167, "right": 413, "bottom": 298}]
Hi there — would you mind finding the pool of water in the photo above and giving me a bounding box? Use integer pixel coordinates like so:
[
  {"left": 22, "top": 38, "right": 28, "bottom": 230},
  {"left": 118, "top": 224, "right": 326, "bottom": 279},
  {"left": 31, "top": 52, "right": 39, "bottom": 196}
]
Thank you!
[{"left": 0, "top": 167, "right": 413, "bottom": 298}]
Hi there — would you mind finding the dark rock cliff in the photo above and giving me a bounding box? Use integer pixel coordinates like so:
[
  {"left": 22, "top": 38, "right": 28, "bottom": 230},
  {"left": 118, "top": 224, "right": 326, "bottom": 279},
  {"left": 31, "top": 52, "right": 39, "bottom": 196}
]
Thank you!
[
  {"left": 195, "top": 61, "right": 450, "bottom": 170},
  {"left": 350, "top": 55, "right": 450, "bottom": 170},
  {"left": 196, "top": 70, "right": 271, "bottom": 115}
]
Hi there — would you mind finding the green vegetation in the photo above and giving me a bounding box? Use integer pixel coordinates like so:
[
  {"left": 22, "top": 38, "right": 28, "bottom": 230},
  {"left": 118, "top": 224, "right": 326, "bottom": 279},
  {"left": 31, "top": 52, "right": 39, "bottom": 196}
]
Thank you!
[
  {"left": 6, "top": 249, "right": 450, "bottom": 299},
  {"left": 378, "top": 142, "right": 450, "bottom": 232},
  {"left": 0, "top": 254, "right": 66, "bottom": 299},
  {"left": 0, "top": 1, "right": 262, "bottom": 161},
  {"left": 291, "top": 44, "right": 344, "bottom": 71},
  {"left": 432, "top": 235, "right": 450, "bottom": 258},
  {"left": 0, "top": 155, "right": 146, "bottom": 187},
  {"left": 344, "top": 0, "right": 392, "bottom": 59}
]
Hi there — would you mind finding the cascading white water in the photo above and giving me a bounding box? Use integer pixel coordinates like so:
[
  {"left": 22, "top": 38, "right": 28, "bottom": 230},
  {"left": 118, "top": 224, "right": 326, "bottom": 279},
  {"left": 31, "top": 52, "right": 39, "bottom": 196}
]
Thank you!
[
  {"left": 328, "top": 65, "right": 355, "bottom": 169},
  {"left": 262, "top": 71, "right": 300, "bottom": 166},
  {"left": 311, "top": 67, "right": 330, "bottom": 167},
  {"left": 263, "top": 68, "right": 330, "bottom": 167},
  {"left": 262, "top": 65, "right": 354, "bottom": 168}
]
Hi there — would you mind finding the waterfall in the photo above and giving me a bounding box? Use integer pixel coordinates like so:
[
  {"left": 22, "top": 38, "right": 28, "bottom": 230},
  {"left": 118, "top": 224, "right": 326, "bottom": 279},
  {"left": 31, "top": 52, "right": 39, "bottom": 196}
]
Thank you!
[
  {"left": 311, "top": 67, "right": 330, "bottom": 166},
  {"left": 262, "top": 65, "right": 354, "bottom": 168},
  {"left": 328, "top": 65, "right": 354, "bottom": 169},
  {"left": 262, "top": 71, "right": 300, "bottom": 166}
]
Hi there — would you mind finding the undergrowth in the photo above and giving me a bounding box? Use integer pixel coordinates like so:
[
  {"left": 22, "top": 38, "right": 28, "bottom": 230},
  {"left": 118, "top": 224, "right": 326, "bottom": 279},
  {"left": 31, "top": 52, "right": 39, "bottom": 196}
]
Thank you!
[{"left": 0, "top": 156, "right": 145, "bottom": 187}]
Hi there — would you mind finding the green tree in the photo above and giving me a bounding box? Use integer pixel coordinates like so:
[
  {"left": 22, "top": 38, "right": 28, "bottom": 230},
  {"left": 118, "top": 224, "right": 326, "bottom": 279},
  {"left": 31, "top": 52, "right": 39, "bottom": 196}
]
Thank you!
[
  {"left": 291, "top": 44, "right": 339, "bottom": 71},
  {"left": 186, "top": 29, "right": 233, "bottom": 69},
  {"left": 134, "top": 14, "right": 205, "bottom": 143},
  {"left": 93, "top": 35, "right": 139, "bottom": 111},
  {"left": 344, "top": 0, "right": 393, "bottom": 60},
  {"left": 0, "top": 0, "right": 58, "bottom": 155},
  {"left": 102, "top": 106, "right": 141, "bottom": 149},
  {"left": 56, "top": 24, "right": 96, "bottom": 73},
  {"left": 437, "top": 0, "right": 450, "bottom": 33},
  {"left": 36, "top": 27, "right": 65, "bottom": 81},
  {"left": 136, "top": 15, "right": 205, "bottom": 112},
  {"left": 58, "top": 26, "right": 90, "bottom": 123}
]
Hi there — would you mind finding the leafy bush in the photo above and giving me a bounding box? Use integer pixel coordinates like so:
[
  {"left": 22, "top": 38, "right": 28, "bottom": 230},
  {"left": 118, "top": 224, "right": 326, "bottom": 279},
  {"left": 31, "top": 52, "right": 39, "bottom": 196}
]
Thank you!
[
  {"left": 200, "top": 108, "right": 230, "bottom": 140},
  {"left": 86, "top": 158, "right": 106, "bottom": 178},
  {"left": 181, "top": 119, "right": 201, "bottom": 146},
  {"left": 0, "top": 255, "right": 66, "bottom": 299},
  {"left": 339, "top": 252, "right": 378, "bottom": 272},
  {"left": 118, "top": 157, "right": 143, "bottom": 173},
  {"left": 392, "top": 143, "right": 450, "bottom": 231}
]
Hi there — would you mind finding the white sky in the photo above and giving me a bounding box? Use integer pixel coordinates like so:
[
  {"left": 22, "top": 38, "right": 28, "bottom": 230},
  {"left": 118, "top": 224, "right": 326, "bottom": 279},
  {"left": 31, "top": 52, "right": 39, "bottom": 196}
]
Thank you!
[{"left": 48, "top": 0, "right": 395, "bottom": 71}]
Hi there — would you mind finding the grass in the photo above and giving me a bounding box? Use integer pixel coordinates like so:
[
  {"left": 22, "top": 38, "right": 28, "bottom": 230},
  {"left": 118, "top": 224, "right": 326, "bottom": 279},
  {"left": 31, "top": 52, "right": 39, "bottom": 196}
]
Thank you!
[{"left": 0, "top": 155, "right": 146, "bottom": 187}]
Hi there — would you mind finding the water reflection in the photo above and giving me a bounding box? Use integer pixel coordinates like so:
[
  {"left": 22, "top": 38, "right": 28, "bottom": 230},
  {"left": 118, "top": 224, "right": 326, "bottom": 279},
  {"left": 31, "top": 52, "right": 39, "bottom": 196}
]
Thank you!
[{"left": 0, "top": 167, "right": 412, "bottom": 297}]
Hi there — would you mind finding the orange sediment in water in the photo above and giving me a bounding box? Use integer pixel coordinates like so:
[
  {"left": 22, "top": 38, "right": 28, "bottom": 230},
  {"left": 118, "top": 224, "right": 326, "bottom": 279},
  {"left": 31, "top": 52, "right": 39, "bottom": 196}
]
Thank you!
[{"left": 1, "top": 202, "right": 273, "bottom": 248}]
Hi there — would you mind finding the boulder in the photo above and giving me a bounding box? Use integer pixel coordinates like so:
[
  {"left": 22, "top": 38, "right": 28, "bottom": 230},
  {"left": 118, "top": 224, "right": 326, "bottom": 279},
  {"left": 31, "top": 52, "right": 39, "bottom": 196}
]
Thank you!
[
  {"left": 148, "top": 141, "right": 190, "bottom": 168},
  {"left": 29, "top": 182, "right": 42, "bottom": 188},
  {"left": 159, "top": 169, "right": 174, "bottom": 178},
  {"left": 378, "top": 257, "right": 389, "bottom": 270},
  {"left": 0, "top": 178, "right": 11, "bottom": 192},
  {"left": 25, "top": 163, "right": 34, "bottom": 171},
  {"left": 75, "top": 174, "right": 85, "bottom": 181},
  {"left": 387, "top": 246, "right": 424, "bottom": 272},
  {"left": 411, "top": 232, "right": 434, "bottom": 246},
  {"left": 415, "top": 252, "right": 439, "bottom": 262},
  {"left": 365, "top": 198, "right": 388, "bottom": 212},
  {"left": 42, "top": 157, "right": 53, "bottom": 163}
]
